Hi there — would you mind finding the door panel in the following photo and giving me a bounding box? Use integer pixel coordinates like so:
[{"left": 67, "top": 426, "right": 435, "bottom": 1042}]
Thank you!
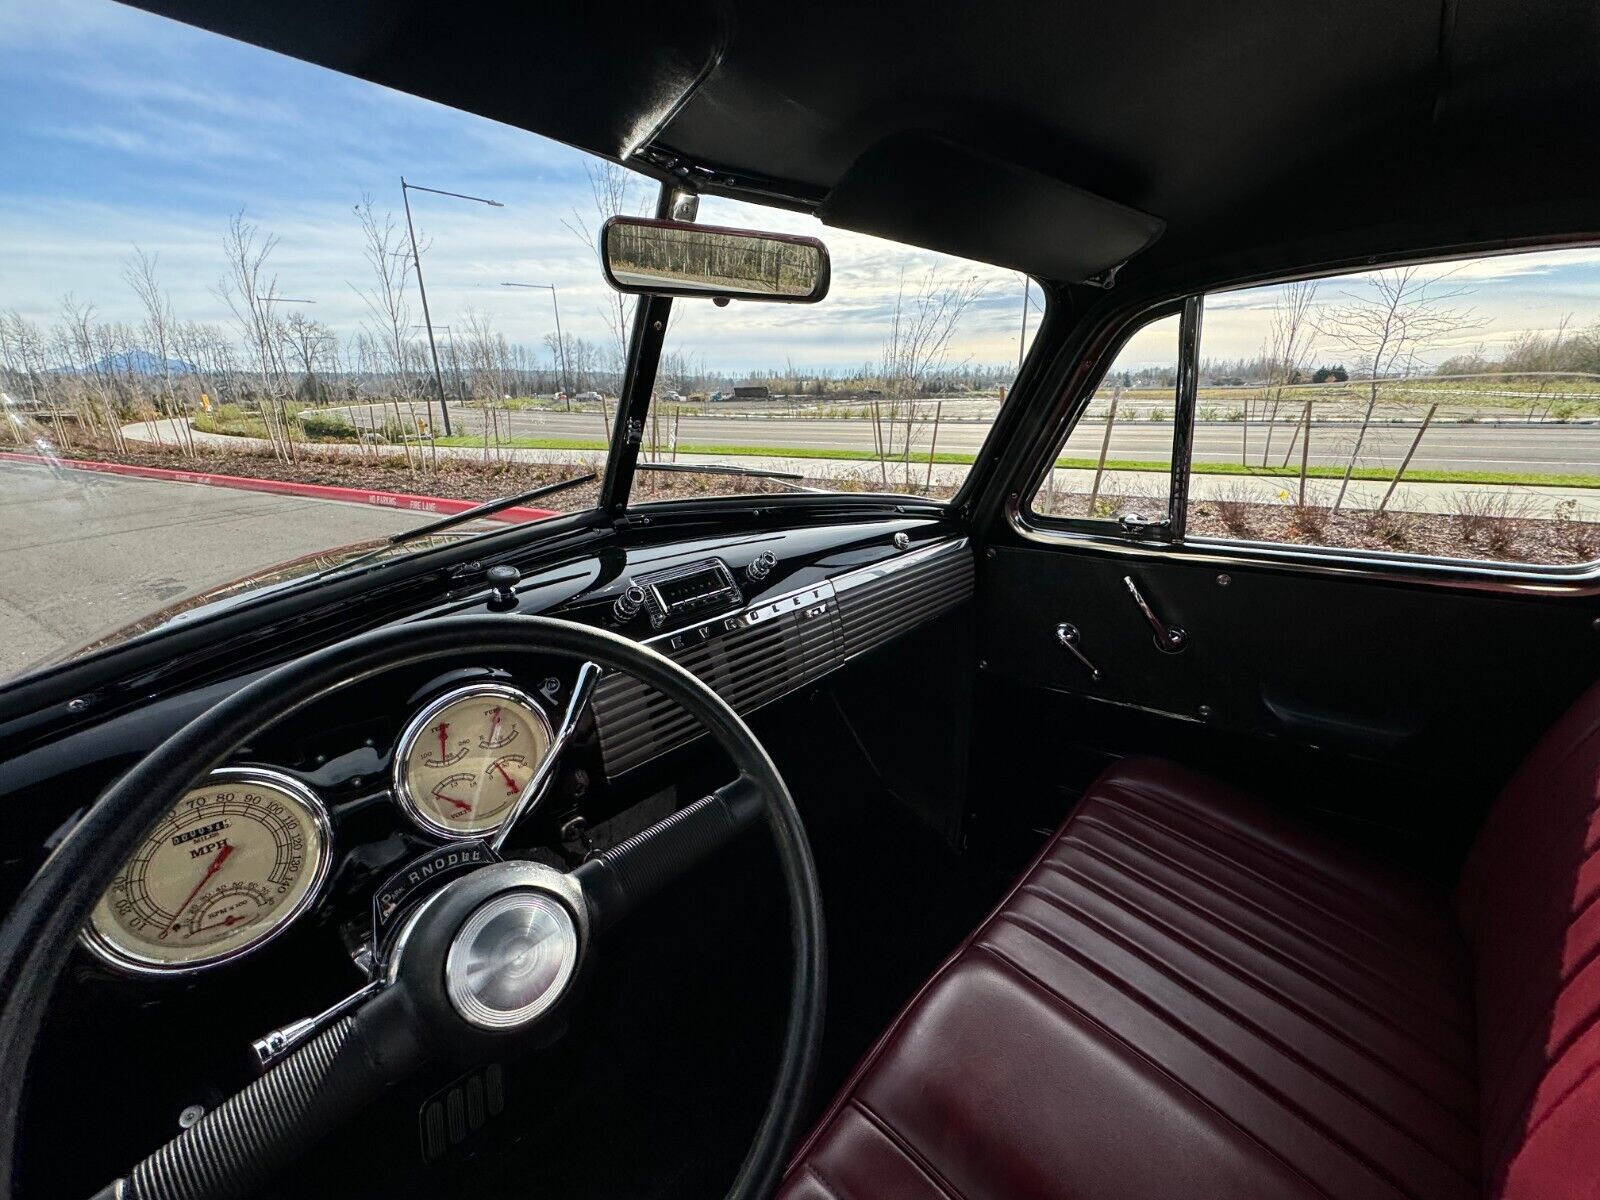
[{"left": 980, "top": 544, "right": 1598, "bottom": 838}]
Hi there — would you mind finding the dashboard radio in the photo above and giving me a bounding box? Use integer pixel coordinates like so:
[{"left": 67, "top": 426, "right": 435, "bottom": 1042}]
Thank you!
[{"left": 639, "top": 558, "right": 743, "bottom": 627}]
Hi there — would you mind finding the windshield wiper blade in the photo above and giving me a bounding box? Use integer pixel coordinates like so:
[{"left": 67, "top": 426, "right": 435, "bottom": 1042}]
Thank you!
[
  {"left": 634, "top": 462, "right": 823, "bottom": 493},
  {"left": 327, "top": 472, "right": 596, "bottom": 576}
]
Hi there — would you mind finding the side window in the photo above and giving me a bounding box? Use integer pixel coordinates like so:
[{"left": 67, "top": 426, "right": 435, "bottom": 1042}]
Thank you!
[
  {"left": 1193, "top": 251, "right": 1600, "bottom": 567},
  {"left": 1030, "top": 312, "right": 1181, "bottom": 526}
]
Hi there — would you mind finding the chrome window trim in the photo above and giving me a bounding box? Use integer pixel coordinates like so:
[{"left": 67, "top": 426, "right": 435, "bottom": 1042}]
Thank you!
[{"left": 1007, "top": 495, "right": 1600, "bottom": 596}]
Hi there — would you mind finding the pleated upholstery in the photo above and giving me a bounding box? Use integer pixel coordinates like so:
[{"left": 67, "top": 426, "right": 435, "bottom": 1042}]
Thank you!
[
  {"left": 1456, "top": 681, "right": 1600, "bottom": 1200},
  {"left": 780, "top": 757, "right": 1480, "bottom": 1200}
]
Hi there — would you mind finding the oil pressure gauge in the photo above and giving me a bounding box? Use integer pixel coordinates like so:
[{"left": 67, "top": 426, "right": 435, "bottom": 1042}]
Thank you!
[
  {"left": 394, "top": 684, "right": 554, "bottom": 839},
  {"left": 82, "top": 767, "right": 333, "bottom": 975}
]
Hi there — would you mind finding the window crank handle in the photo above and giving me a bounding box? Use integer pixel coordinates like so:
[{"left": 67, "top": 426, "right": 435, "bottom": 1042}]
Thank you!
[
  {"left": 1054, "top": 622, "right": 1103, "bottom": 682},
  {"left": 1123, "top": 576, "right": 1188, "bottom": 653}
]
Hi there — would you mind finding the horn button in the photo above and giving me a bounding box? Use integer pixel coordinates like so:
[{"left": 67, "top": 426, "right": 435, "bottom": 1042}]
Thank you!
[
  {"left": 385, "top": 861, "right": 588, "bottom": 1050},
  {"left": 446, "top": 890, "right": 578, "bottom": 1029}
]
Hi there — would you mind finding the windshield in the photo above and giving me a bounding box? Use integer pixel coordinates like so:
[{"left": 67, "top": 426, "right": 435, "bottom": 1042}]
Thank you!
[
  {"left": 2, "top": 0, "right": 895, "bottom": 683},
  {"left": 636, "top": 196, "right": 1040, "bottom": 505}
]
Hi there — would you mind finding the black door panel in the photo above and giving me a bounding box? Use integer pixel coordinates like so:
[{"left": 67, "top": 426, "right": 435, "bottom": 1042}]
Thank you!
[{"left": 981, "top": 545, "right": 1598, "bottom": 809}]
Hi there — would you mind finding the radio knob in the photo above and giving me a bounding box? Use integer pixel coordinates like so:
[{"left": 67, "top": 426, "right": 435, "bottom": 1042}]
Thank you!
[
  {"left": 745, "top": 551, "right": 777, "bottom": 583},
  {"left": 612, "top": 583, "right": 647, "bottom": 623}
]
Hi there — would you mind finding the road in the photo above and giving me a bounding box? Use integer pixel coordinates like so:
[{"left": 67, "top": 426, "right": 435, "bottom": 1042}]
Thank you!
[
  {"left": 333, "top": 404, "right": 1600, "bottom": 476},
  {"left": 0, "top": 462, "right": 420, "bottom": 683}
]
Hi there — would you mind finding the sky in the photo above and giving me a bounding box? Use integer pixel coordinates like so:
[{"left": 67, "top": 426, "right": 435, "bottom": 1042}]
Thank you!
[
  {"left": 0, "top": 0, "right": 1037, "bottom": 376},
  {"left": 4, "top": 0, "right": 1600, "bottom": 377}
]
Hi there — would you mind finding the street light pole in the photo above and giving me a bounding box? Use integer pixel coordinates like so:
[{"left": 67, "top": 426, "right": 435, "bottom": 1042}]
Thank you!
[
  {"left": 501, "top": 282, "right": 569, "bottom": 409},
  {"left": 401, "top": 176, "right": 503, "bottom": 438}
]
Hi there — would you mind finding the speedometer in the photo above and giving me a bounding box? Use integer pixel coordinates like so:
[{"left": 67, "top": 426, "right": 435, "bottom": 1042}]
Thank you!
[
  {"left": 394, "top": 684, "right": 553, "bottom": 838},
  {"left": 82, "top": 768, "right": 333, "bottom": 975}
]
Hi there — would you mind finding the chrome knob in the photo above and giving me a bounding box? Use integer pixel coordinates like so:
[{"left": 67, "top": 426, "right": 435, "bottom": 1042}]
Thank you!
[
  {"left": 612, "top": 584, "right": 646, "bottom": 622},
  {"left": 745, "top": 551, "right": 777, "bottom": 583}
]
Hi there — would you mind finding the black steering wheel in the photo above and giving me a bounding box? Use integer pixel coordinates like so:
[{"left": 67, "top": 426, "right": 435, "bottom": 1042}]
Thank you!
[{"left": 0, "top": 615, "right": 826, "bottom": 1200}]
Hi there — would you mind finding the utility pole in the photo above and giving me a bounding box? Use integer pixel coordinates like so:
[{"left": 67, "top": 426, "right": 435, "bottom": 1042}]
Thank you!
[
  {"left": 501, "top": 283, "right": 570, "bottom": 409},
  {"left": 400, "top": 177, "right": 503, "bottom": 437}
]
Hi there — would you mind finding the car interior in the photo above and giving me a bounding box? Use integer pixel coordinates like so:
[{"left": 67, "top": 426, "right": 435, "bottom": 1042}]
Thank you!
[{"left": 1, "top": 1, "right": 1597, "bottom": 1199}]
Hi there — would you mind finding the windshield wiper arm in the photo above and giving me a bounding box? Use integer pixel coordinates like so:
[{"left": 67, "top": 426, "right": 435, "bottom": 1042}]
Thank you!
[
  {"left": 634, "top": 462, "right": 823, "bottom": 493},
  {"left": 327, "top": 473, "right": 596, "bottom": 576}
]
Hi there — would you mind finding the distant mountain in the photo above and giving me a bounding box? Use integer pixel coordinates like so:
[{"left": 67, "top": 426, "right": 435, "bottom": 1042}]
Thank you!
[{"left": 55, "top": 349, "right": 197, "bottom": 375}]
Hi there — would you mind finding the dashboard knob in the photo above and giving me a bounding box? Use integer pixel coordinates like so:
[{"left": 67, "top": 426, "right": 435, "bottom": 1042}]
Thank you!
[
  {"left": 486, "top": 565, "right": 520, "bottom": 611},
  {"left": 612, "top": 584, "right": 647, "bottom": 623},
  {"left": 745, "top": 551, "right": 778, "bottom": 583}
]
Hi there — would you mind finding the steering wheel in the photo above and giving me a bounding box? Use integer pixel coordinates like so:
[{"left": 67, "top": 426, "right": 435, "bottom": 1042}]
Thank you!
[{"left": 0, "top": 615, "right": 826, "bottom": 1200}]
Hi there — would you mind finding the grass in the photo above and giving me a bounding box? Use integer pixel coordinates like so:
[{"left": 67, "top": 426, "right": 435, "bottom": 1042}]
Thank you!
[{"left": 432, "top": 434, "right": 1600, "bottom": 490}]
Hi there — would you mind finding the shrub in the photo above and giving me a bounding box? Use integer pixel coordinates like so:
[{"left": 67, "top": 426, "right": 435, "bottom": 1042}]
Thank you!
[
  {"left": 1211, "top": 483, "right": 1258, "bottom": 536},
  {"left": 1552, "top": 499, "right": 1600, "bottom": 560},
  {"left": 299, "top": 411, "right": 358, "bottom": 441},
  {"left": 1290, "top": 504, "right": 1328, "bottom": 542}
]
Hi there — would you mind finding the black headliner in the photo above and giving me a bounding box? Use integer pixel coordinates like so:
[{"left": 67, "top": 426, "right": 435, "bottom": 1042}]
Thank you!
[{"left": 122, "top": 0, "right": 1600, "bottom": 287}]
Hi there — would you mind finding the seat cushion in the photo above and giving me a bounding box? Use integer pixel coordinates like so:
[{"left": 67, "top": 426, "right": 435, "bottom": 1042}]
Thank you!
[{"left": 780, "top": 757, "right": 1479, "bottom": 1200}]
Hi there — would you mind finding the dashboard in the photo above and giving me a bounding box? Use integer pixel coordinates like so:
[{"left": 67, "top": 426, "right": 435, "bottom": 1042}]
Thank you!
[
  {"left": 1, "top": 518, "right": 973, "bottom": 985},
  {"left": 0, "top": 513, "right": 975, "bottom": 1193}
]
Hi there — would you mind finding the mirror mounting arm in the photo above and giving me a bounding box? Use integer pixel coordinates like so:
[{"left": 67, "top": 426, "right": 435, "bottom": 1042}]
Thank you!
[{"left": 600, "top": 181, "right": 689, "bottom": 518}]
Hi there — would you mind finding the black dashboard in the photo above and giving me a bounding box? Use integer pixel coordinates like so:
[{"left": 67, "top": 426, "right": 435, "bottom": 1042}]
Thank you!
[{"left": 0, "top": 513, "right": 973, "bottom": 1194}]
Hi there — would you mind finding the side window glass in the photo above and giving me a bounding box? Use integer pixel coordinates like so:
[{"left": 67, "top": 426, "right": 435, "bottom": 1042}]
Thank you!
[
  {"left": 1195, "top": 253, "right": 1600, "bottom": 567},
  {"left": 1031, "top": 313, "right": 1180, "bottom": 525}
]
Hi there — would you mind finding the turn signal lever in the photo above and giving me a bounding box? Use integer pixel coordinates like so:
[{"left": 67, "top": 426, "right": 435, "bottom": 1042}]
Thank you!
[{"left": 1123, "top": 576, "right": 1188, "bottom": 653}]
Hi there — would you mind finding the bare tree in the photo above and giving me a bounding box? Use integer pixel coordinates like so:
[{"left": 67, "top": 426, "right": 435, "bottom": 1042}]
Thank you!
[
  {"left": 562, "top": 162, "right": 648, "bottom": 383},
  {"left": 280, "top": 312, "right": 338, "bottom": 405},
  {"left": 1318, "top": 267, "right": 1481, "bottom": 509},
  {"left": 878, "top": 267, "right": 987, "bottom": 487},
  {"left": 217, "top": 212, "right": 299, "bottom": 460},
  {"left": 1257, "top": 280, "right": 1319, "bottom": 467},
  {"left": 351, "top": 195, "right": 425, "bottom": 465},
  {"left": 124, "top": 247, "right": 193, "bottom": 454}
]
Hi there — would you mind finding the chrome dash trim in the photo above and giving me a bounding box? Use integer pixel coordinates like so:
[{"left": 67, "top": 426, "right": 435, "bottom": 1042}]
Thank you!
[{"left": 591, "top": 537, "right": 973, "bottom": 778}]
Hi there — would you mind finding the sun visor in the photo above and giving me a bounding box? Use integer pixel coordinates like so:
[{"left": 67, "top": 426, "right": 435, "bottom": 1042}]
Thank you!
[{"left": 820, "top": 132, "right": 1164, "bottom": 283}]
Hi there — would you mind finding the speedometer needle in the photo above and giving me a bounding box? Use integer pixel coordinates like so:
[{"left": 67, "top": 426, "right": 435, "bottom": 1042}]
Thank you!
[{"left": 163, "top": 842, "right": 234, "bottom": 939}]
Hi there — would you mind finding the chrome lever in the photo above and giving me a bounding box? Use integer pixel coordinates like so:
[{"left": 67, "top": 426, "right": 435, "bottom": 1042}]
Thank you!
[
  {"left": 1122, "top": 576, "right": 1188, "bottom": 653},
  {"left": 1054, "top": 623, "right": 1103, "bottom": 682}
]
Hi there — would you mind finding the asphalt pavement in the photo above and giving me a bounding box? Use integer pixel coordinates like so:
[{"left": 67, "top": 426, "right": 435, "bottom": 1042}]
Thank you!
[
  {"left": 330, "top": 404, "right": 1600, "bottom": 476},
  {"left": 0, "top": 462, "right": 421, "bottom": 683}
]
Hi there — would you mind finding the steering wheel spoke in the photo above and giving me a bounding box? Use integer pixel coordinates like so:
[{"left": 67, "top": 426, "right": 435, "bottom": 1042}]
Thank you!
[
  {"left": 93, "top": 987, "right": 427, "bottom": 1200},
  {"left": 574, "top": 774, "right": 767, "bottom": 933}
]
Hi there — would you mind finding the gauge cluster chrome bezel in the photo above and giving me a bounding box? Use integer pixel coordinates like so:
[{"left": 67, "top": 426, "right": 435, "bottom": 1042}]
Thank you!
[
  {"left": 80, "top": 766, "right": 336, "bottom": 977},
  {"left": 391, "top": 683, "right": 555, "bottom": 840}
]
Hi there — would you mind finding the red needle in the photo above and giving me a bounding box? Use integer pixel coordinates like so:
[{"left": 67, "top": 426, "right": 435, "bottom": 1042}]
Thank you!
[
  {"left": 493, "top": 762, "right": 520, "bottom": 795},
  {"left": 487, "top": 707, "right": 502, "bottom": 743},
  {"left": 436, "top": 722, "right": 450, "bottom": 760},
  {"left": 189, "top": 914, "right": 245, "bottom": 937},
  {"left": 163, "top": 842, "right": 234, "bottom": 939},
  {"left": 434, "top": 787, "right": 472, "bottom": 813}
]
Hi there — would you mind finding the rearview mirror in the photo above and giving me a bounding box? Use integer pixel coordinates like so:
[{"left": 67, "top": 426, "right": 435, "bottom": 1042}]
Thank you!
[{"left": 600, "top": 216, "right": 830, "bottom": 303}]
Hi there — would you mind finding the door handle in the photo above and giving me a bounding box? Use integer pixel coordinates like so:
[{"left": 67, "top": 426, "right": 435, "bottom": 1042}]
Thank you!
[
  {"left": 1123, "top": 576, "right": 1188, "bottom": 654},
  {"left": 1054, "top": 622, "right": 1103, "bottom": 682}
]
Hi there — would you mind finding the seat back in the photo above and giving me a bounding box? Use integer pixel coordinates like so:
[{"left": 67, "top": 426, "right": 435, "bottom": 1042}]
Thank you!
[{"left": 1456, "top": 681, "right": 1600, "bottom": 1198}]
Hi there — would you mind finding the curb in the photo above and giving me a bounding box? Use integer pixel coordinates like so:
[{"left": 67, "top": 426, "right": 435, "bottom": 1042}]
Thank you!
[{"left": 0, "top": 452, "right": 559, "bottom": 524}]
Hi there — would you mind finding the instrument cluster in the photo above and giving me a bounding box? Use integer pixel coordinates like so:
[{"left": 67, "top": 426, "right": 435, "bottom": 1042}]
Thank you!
[{"left": 82, "top": 680, "right": 562, "bottom": 975}]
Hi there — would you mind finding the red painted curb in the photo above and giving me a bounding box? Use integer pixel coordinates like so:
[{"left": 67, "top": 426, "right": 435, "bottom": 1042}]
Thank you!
[{"left": 0, "top": 451, "right": 559, "bottom": 523}]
